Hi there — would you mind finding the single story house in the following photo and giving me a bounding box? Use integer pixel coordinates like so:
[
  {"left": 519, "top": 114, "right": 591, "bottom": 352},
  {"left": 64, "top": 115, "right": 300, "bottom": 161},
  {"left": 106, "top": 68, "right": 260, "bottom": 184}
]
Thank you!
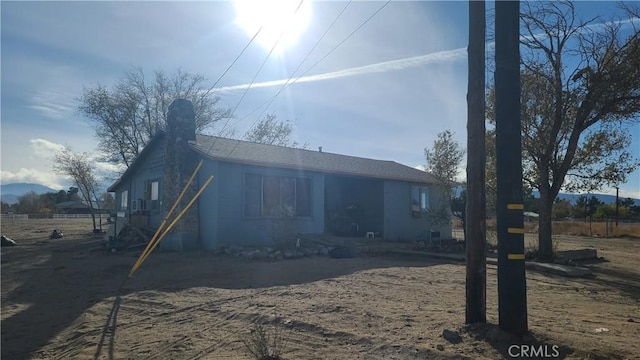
[
  {"left": 55, "top": 200, "right": 108, "bottom": 214},
  {"left": 107, "top": 100, "right": 451, "bottom": 251}
]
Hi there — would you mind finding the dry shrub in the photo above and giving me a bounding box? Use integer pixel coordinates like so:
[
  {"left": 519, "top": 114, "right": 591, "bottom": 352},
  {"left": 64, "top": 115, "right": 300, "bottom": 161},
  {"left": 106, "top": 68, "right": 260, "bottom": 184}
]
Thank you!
[
  {"left": 553, "top": 221, "right": 640, "bottom": 238},
  {"left": 453, "top": 218, "right": 640, "bottom": 238},
  {"left": 242, "top": 318, "right": 292, "bottom": 360}
]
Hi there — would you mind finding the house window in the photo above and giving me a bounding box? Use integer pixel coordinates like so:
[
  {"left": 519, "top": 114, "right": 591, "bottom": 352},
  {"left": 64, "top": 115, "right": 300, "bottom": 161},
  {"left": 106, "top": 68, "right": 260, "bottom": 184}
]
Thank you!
[
  {"left": 143, "top": 180, "right": 160, "bottom": 210},
  {"left": 411, "top": 186, "right": 428, "bottom": 217},
  {"left": 244, "top": 174, "right": 312, "bottom": 218},
  {"left": 151, "top": 181, "right": 159, "bottom": 201},
  {"left": 121, "top": 190, "right": 128, "bottom": 209}
]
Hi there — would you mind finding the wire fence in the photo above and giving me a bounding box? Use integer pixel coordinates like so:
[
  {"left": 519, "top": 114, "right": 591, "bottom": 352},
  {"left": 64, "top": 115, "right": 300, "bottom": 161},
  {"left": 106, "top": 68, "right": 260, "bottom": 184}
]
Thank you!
[{"left": 1, "top": 213, "right": 96, "bottom": 219}]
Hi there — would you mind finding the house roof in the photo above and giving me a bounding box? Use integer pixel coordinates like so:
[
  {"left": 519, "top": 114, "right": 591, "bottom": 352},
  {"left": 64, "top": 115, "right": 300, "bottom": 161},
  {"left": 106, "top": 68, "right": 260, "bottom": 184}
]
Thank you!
[
  {"left": 109, "top": 132, "right": 437, "bottom": 192},
  {"left": 55, "top": 200, "right": 105, "bottom": 210},
  {"left": 107, "top": 132, "right": 165, "bottom": 192},
  {"left": 191, "top": 135, "right": 438, "bottom": 184}
]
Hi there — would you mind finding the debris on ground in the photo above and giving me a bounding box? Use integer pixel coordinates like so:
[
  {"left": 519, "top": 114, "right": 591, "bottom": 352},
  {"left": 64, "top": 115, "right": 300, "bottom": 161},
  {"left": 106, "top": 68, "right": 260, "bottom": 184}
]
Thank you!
[
  {"left": 1, "top": 235, "right": 17, "bottom": 247},
  {"left": 442, "top": 329, "right": 462, "bottom": 344}
]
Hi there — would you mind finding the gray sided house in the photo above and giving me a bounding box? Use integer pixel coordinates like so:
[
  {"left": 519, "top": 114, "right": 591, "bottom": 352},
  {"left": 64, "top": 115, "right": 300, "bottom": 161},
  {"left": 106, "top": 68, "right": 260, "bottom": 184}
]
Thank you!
[{"left": 108, "top": 100, "right": 451, "bottom": 251}]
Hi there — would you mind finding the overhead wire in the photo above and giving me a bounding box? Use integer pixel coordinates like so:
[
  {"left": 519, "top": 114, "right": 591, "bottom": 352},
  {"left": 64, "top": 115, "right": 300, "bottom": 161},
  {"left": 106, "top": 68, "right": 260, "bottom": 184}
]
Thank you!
[
  {"left": 208, "top": 0, "right": 307, "bottom": 153},
  {"left": 231, "top": 0, "right": 353, "bottom": 128},
  {"left": 224, "top": 0, "right": 392, "bottom": 158},
  {"left": 207, "top": 24, "right": 266, "bottom": 92}
]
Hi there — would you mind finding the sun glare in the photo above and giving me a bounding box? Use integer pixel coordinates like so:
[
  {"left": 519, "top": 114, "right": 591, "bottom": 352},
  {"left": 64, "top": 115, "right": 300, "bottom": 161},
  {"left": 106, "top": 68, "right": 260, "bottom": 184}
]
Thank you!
[{"left": 234, "top": 0, "right": 311, "bottom": 53}]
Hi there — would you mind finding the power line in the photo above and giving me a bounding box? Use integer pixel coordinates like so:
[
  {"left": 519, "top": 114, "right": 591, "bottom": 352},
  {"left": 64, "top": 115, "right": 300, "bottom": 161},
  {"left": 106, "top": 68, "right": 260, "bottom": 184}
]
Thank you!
[
  {"left": 225, "top": 0, "right": 392, "bottom": 158},
  {"left": 207, "top": 24, "right": 265, "bottom": 92},
  {"left": 232, "top": 1, "right": 353, "bottom": 128},
  {"left": 209, "top": 0, "right": 307, "bottom": 152},
  {"left": 236, "top": 0, "right": 391, "bottom": 135}
]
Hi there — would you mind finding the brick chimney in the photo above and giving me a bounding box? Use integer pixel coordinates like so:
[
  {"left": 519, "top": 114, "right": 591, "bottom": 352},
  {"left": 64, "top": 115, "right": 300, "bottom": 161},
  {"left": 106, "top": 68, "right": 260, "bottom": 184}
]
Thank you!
[{"left": 161, "top": 99, "right": 200, "bottom": 251}]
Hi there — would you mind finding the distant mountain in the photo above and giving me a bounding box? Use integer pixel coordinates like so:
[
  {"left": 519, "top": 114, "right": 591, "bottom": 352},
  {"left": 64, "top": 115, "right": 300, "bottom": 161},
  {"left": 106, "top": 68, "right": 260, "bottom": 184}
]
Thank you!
[
  {"left": 1, "top": 183, "right": 60, "bottom": 204},
  {"left": 532, "top": 191, "right": 640, "bottom": 205}
]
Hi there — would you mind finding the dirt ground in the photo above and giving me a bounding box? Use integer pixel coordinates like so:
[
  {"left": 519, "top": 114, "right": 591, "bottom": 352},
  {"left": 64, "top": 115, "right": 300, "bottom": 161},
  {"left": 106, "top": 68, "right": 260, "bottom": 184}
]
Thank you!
[{"left": 1, "top": 218, "right": 639, "bottom": 360}]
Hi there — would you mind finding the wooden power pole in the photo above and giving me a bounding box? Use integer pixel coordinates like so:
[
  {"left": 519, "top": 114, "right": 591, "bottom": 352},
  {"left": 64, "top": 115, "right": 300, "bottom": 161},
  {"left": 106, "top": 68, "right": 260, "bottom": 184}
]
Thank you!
[
  {"left": 495, "top": 0, "right": 528, "bottom": 336},
  {"left": 465, "top": 0, "right": 487, "bottom": 324}
]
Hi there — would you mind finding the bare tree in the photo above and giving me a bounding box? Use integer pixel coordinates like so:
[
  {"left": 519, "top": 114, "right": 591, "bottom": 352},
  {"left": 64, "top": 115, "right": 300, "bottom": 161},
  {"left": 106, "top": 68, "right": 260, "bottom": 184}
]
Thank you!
[
  {"left": 244, "top": 113, "right": 307, "bottom": 148},
  {"left": 487, "top": 1, "right": 640, "bottom": 261},
  {"left": 53, "top": 148, "right": 104, "bottom": 231},
  {"left": 16, "top": 192, "right": 43, "bottom": 214},
  {"left": 78, "top": 68, "right": 232, "bottom": 169}
]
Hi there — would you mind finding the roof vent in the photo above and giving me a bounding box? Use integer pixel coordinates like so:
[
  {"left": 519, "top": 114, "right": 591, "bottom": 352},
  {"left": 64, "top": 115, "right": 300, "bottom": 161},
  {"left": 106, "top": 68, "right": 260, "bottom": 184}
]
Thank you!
[{"left": 319, "top": 146, "right": 323, "bottom": 153}]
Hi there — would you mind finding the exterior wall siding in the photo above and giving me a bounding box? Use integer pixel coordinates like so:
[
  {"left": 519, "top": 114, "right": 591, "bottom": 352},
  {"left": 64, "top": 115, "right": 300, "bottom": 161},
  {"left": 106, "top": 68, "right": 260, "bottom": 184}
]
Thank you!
[
  {"left": 112, "top": 140, "right": 166, "bottom": 229},
  {"left": 197, "top": 158, "right": 219, "bottom": 250},
  {"left": 383, "top": 180, "right": 452, "bottom": 241},
  {"left": 207, "top": 161, "right": 325, "bottom": 247}
]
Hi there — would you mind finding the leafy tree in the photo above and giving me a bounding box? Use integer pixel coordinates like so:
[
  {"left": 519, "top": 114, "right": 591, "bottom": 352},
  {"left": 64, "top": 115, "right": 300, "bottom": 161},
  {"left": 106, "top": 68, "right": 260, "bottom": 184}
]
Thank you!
[
  {"left": 619, "top": 197, "right": 635, "bottom": 207},
  {"left": 594, "top": 203, "right": 629, "bottom": 219},
  {"left": 53, "top": 148, "right": 104, "bottom": 231},
  {"left": 244, "top": 113, "right": 307, "bottom": 148},
  {"left": 424, "top": 130, "right": 465, "bottom": 231},
  {"left": 487, "top": 1, "right": 640, "bottom": 261},
  {"left": 102, "top": 192, "right": 115, "bottom": 211},
  {"left": 574, "top": 195, "right": 604, "bottom": 218},
  {"left": 56, "top": 190, "right": 67, "bottom": 204},
  {"left": 78, "top": 68, "right": 232, "bottom": 169},
  {"left": 552, "top": 198, "right": 573, "bottom": 219}
]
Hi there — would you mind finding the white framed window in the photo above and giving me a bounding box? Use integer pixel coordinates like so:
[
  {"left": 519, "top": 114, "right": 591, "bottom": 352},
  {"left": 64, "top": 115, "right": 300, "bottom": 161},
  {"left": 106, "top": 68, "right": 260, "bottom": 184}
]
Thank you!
[
  {"left": 151, "top": 181, "right": 159, "bottom": 201},
  {"left": 411, "top": 186, "right": 429, "bottom": 217},
  {"left": 121, "top": 190, "right": 128, "bottom": 209}
]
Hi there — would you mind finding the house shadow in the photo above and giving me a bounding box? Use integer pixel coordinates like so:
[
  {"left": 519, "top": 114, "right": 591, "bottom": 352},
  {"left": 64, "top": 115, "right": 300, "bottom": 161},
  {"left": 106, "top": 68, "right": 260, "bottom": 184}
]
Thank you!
[{"left": 1, "top": 237, "right": 444, "bottom": 359}]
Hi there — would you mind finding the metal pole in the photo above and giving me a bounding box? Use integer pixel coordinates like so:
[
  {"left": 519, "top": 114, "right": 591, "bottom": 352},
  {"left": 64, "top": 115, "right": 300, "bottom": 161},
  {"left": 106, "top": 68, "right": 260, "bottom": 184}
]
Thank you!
[
  {"left": 495, "top": 0, "right": 528, "bottom": 336},
  {"left": 465, "top": 0, "right": 486, "bottom": 324}
]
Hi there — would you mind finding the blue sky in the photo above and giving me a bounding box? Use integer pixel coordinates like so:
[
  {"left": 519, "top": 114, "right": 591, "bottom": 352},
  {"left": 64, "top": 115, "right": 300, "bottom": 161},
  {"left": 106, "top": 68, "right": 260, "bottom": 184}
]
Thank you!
[{"left": 1, "top": 1, "right": 639, "bottom": 199}]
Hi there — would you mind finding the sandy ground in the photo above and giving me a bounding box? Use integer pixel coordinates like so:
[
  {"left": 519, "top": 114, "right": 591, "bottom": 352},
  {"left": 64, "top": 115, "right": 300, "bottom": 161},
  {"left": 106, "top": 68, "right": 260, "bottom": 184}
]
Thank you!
[{"left": 1, "top": 218, "right": 639, "bottom": 359}]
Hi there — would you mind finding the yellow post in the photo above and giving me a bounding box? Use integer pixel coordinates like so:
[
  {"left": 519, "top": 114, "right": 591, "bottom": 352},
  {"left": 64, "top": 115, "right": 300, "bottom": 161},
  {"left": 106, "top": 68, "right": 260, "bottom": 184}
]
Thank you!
[
  {"left": 129, "top": 160, "right": 203, "bottom": 277},
  {"left": 129, "top": 175, "right": 214, "bottom": 277}
]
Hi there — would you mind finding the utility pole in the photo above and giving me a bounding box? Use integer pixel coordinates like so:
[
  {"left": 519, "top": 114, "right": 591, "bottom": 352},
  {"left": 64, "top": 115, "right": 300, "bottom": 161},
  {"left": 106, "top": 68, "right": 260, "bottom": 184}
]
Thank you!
[
  {"left": 465, "top": 0, "right": 486, "bottom": 324},
  {"left": 495, "top": 0, "right": 528, "bottom": 336}
]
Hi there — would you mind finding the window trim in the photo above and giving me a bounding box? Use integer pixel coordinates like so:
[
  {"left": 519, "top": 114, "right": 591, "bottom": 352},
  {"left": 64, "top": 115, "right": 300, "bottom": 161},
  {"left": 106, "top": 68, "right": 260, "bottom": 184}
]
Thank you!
[
  {"left": 411, "top": 185, "right": 429, "bottom": 218},
  {"left": 244, "top": 173, "right": 312, "bottom": 219},
  {"left": 121, "top": 190, "right": 128, "bottom": 210}
]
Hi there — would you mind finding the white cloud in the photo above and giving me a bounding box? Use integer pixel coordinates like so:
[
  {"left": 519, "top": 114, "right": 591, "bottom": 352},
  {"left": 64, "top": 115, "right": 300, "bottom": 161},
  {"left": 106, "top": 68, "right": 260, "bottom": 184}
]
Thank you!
[
  {"left": 214, "top": 47, "right": 468, "bottom": 93},
  {"left": 28, "top": 90, "right": 76, "bottom": 120},
  {"left": 0, "top": 168, "right": 68, "bottom": 190},
  {"left": 214, "top": 17, "right": 640, "bottom": 94},
  {"left": 30, "top": 138, "right": 66, "bottom": 159}
]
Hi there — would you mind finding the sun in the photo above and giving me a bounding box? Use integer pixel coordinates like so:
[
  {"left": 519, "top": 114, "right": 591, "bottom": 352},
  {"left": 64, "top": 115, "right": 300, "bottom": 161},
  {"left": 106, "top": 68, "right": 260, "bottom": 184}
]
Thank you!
[{"left": 233, "top": 0, "right": 311, "bottom": 53}]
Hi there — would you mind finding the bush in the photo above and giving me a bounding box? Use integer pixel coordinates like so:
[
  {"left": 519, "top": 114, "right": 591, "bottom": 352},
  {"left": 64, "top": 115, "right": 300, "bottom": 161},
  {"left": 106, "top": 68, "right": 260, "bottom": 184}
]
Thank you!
[{"left": 243, "top": 318, "right": 291, "bottom": 360}]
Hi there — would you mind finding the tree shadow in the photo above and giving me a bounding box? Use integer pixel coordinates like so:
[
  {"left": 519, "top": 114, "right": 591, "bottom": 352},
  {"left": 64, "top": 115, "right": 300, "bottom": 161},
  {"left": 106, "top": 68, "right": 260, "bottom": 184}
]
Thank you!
[
  {"left": 94, "top": 296, "right": 120, "bottom": 360},
  {"left": 581, "top": 264, "right": 640, "bottom": 303},
  {"left": 1, "top": 237, "right": 444, "bottom": 359}
]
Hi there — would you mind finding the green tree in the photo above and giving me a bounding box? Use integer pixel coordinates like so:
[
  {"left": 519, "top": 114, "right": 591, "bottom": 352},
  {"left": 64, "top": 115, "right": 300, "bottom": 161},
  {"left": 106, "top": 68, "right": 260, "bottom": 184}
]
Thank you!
[
  {"left": 424, "top": 130, "right": 465, "bottom": 231},
  {"left": 552, "top": 198, "right": 573, "bottom": 219},
  {"left": 78, "top": 68, "right": 232, "bottom": 169},
  {"left": 244, "top": 113, "right": 307, "bottom": 148},
  {"left": 487, "top": 1, "right": 640, "bottom": 261}
]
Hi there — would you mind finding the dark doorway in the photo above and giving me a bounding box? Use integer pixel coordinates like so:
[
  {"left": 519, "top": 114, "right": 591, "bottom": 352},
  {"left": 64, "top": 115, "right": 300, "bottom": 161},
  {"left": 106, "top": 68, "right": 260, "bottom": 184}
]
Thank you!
[{"left": 324, "top": 175, "right": 384, "bottom": 237}]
